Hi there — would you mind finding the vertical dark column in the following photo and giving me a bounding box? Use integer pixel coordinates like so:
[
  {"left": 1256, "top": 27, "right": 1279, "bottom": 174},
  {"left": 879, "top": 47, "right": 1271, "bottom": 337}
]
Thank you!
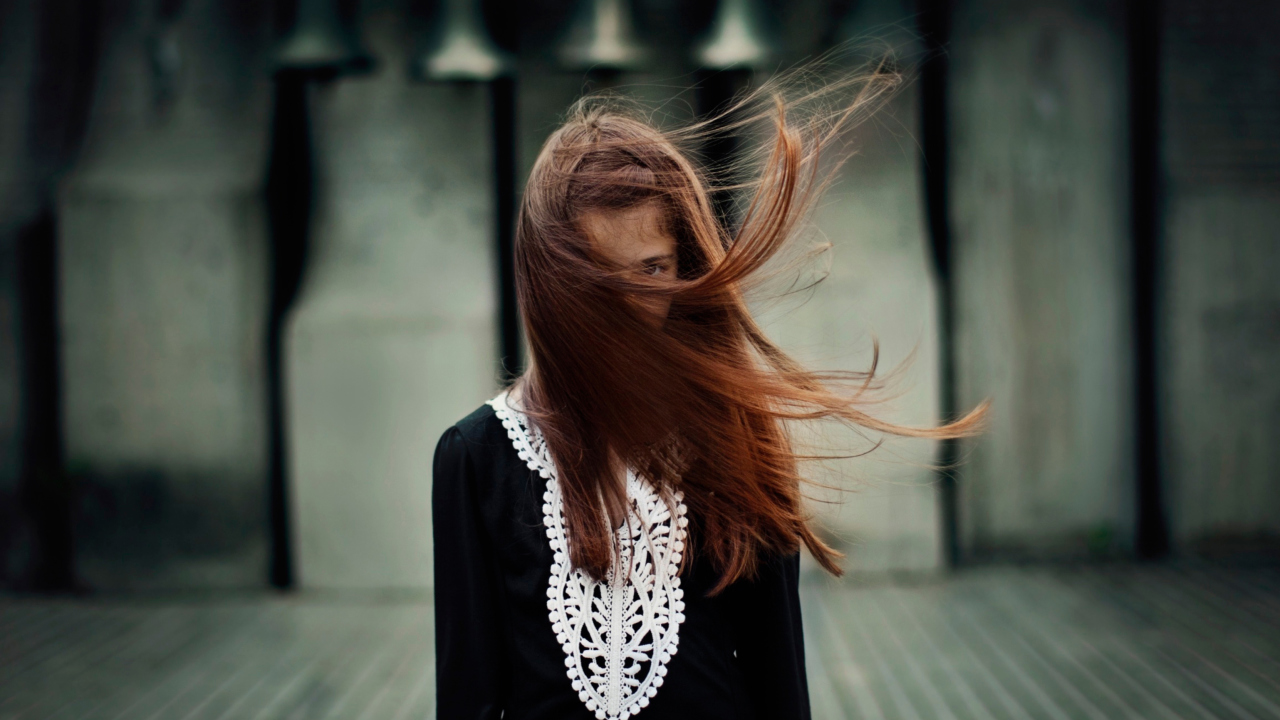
[
  {"left": 264, "top": 72, "right": 315, "bottom": 589},
  {"left": 696, "top": 69, "right": 752, "bottom": 236},
  {"left": 919, "top": 0, "right": 960, "bottom": 567},
  {"left": 1130, "top": 0, "right": 1169, "bottom": 559},
  {"left": 14, "top": 0, "right": 102, "bottom": 593},
  {"left": 15, "top": 212, "right": 73, "bottom": 592},
  {"left": 491, "top": 75, "right": 521, "bottom": 380}
]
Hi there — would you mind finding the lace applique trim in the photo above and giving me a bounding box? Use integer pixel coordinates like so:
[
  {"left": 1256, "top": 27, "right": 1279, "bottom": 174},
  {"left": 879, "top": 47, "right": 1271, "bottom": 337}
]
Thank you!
[{"left": 487, "top": 392, "right": 688, "bottom": 720}]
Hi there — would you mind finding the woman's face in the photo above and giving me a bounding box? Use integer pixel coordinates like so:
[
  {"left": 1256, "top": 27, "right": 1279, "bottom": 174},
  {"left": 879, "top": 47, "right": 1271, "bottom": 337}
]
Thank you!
[{"left": 579, "top": 202, "right": 678, "bottom": 322}]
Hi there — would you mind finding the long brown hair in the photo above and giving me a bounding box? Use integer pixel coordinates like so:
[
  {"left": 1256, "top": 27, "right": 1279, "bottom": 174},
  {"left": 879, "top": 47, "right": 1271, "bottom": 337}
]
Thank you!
[{"left": 513, "top": 59, "right": 986, "bottom": 594}]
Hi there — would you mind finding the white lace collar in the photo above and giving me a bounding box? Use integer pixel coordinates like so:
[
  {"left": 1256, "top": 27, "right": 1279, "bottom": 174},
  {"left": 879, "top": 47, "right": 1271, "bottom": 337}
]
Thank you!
[{"left": 487, "top": 391, "right": 688, "bottom": 720}]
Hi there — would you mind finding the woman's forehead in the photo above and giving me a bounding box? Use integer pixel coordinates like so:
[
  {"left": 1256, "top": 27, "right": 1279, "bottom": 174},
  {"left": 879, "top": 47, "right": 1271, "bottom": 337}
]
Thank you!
[{"left": 579, "top": 203, "right": 676, "bottom": 264}]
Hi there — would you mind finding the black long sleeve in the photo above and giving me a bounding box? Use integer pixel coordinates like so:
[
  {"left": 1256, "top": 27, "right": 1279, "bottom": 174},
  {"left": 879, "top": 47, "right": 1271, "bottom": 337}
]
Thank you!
[{"left": 433, "top": 425, "right": 508, "bottom": 719}]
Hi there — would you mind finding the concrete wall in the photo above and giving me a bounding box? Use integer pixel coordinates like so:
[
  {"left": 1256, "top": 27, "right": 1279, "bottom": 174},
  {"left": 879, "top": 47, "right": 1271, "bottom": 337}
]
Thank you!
[
  {"left": 286, "top": 10, "right": 499, "bottom": 590},
  {"left": 1160, "top": 1, "right": 1280, "bottom": 552},
  {"left": 57, "top": 0, "right": 273, "bottom": 589},
  {"left": 950, "top": 0, "right": 1135, "bottom": 558},
  {"left": 769, "top": 5, "right": 946, "bottom": 574},
  {"left": 12, "top": 0, "right": 1275, "bottom": 592}
]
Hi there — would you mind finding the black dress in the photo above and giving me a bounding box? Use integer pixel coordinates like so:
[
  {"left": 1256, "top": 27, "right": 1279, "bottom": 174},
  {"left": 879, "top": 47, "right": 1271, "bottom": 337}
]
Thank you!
[{"left": 432, "top": 397, "right": 811, "bottom": 720}]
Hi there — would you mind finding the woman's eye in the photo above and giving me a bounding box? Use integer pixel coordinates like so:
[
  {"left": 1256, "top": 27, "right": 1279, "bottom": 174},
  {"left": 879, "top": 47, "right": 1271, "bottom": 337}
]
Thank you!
[{"left": 644, "top": 263, "right": 665, "bottom": 276}]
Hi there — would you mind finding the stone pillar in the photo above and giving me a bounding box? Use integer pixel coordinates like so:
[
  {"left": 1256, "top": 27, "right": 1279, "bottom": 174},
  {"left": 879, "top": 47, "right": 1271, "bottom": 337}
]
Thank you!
[
  {"left": 0, "top": 0, "right": 40, "bottom": 585},
  {"left": 286, "top": 10, "right": 499, "bottom": 590},
  {"left": 950, "top": 0, "right": 1134, "bottom": 558},
  {"left": 2, "top": 0, "right": 101, "bottom": 590},
  {"left": 1160, "top": 1, "right": 1280, "bottom": 553},
  {"left": 57, "top": 0, "right": 273, "bottom": 589},
  {"left": 768, "top": 2, "right": 945, "bottom": 574}
]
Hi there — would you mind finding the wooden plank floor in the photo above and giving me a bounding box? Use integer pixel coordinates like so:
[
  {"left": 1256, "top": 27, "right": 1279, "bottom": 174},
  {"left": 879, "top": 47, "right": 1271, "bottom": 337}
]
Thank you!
[
  {"left": 804, "top": 565, "right": 1280, "bottom": 720},
  {"left": 1, "top": 565, "right": 1277, "bottom": 719}
]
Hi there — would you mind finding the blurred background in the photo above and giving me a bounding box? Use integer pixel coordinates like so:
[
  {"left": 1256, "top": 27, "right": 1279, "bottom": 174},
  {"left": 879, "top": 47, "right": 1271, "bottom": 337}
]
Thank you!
[{"left": 0, "top": 0, "right": 1277, "bottom": 717}]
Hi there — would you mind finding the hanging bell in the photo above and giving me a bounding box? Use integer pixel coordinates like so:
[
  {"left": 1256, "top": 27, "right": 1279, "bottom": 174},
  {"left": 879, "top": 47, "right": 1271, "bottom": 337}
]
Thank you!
[
  {"left": 414, "top": 0, "right": 510, "bottom": 81},
  {"left": 275, "top": 0, "right": 372, "bottom": 75},
  {"left": 558, "top": 0, "right": 646, "bottom": 72},
  {"left": 696, "top": 0, "right": 772, "bottom": 70}
]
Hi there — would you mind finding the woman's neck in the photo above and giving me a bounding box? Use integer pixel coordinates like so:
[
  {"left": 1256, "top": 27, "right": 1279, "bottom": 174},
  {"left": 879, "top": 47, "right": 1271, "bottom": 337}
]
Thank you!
[{"left": 506, "top": 375, "right": 528, "bottom": 411}]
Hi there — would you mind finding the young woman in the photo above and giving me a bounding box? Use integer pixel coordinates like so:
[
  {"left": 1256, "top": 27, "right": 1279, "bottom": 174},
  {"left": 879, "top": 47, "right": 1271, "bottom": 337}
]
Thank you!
[{"left": 433, "top": 68, "right": 985, "bottom": 720}]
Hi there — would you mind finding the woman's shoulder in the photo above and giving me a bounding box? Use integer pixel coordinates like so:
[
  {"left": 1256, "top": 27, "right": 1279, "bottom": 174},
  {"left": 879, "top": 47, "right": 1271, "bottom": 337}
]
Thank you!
[
  {"left": 448, "top": 399, "right": 502, "bottom": 443},
  {"left": 435, "top": 398, "right": 506, "bottom": 467},
  {"left": 432, "top": 399, "right": 511, "bottom": 501},
  {"left": 436, "top": 389, "right": 530, "bottom": 464},
  {"left": 433, "top": 394, "right": 539, "bottom": 517}
]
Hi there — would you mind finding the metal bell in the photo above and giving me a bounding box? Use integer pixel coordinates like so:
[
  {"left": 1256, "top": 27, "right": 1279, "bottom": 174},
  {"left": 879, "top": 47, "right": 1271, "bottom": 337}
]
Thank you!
[
  {"left": 696, "top": 0, "right": 772, "bottom": 70},
  {"left": 414, "top": 0, "right": 511, "bottom": 81},
  {"left": 558, "top": 0, "right": 646, "bottom": 72},
  {"left": 275, "top": 0, "right": 372, "bottom": 74}
]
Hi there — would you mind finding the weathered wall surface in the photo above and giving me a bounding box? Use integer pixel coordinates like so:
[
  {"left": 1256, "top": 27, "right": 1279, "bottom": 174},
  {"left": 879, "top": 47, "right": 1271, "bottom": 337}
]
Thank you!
[
  {"left": 8, "top": 0, "right": 1275, "bottom": 594},
  {"left": 57, "top": 0, "right": 273, "bottom": 589},
  {"left": 950, "top": 0, "right": 1135, "bottom": 558},
  {"left": 770, "top": 4, "right": 945, "bottom": 574},
  {"left": 286, "top": 10, "right": 499, "bottom": 590},
  {"left": 1160, "top": 1, "right": 1280, "bottom": 552}
]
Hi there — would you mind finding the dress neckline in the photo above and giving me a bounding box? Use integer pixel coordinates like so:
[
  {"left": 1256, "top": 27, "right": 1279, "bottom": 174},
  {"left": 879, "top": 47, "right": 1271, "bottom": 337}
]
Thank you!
[{"left": 486, "top": 392, "right": 689, "bottom": 720}]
